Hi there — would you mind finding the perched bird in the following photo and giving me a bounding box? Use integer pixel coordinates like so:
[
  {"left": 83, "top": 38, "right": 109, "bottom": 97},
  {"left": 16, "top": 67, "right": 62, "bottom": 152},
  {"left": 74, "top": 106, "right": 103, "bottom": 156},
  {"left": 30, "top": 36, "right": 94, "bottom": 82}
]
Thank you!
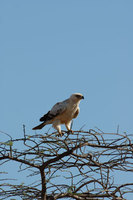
[{"left": 32, "top": 93, "right": 84, "bottom": 136}]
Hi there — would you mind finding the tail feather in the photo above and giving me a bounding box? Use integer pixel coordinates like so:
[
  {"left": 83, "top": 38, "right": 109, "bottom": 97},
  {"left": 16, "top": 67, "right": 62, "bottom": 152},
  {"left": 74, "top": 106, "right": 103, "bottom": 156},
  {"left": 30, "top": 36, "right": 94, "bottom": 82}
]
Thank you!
[{"left": 32, "top": 122, "right": 46, "bottom": 130}]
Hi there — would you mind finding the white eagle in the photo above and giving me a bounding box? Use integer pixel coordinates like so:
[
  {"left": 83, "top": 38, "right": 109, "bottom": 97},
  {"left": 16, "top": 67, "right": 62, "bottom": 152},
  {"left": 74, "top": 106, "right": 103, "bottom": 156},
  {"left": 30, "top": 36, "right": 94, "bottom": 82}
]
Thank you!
[{"left": 32, "top": 93, "right": 84, "bottom": 136}]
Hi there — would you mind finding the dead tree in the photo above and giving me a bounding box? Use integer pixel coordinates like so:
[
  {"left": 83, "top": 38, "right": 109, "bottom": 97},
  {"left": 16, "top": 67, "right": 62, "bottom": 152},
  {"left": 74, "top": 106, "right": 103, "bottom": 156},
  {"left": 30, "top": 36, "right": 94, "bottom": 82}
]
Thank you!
[{"left": 0, "top": 127, "right": 133, "bottom": 200}]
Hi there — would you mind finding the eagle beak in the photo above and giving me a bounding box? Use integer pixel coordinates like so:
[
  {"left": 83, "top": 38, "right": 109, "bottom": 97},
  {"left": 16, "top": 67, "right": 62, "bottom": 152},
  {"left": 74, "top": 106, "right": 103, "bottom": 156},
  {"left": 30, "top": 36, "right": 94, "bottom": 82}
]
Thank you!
[{"left": 82, "top": 96, "right": 84, "bottom": 99}]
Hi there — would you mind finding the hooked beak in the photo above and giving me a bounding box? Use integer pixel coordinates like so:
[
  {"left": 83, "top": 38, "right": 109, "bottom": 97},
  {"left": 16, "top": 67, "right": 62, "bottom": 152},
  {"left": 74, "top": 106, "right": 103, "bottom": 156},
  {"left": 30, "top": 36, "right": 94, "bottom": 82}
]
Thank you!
[{"left": 82, "top": 96, "right": 84, "bottom": 99}]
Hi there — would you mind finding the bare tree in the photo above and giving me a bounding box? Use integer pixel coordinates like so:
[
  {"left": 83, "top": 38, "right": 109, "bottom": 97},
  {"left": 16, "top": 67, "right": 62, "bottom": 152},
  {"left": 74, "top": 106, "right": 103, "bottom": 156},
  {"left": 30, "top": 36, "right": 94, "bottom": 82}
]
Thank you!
[{"left": 0, "top": 127, "right": 133, "bottom": 200}]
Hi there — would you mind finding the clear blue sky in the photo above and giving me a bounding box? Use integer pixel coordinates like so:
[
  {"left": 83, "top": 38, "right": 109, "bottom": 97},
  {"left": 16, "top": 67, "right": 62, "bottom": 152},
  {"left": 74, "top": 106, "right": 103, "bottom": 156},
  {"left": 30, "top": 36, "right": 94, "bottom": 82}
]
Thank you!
[{"left": 0, "top": 0, "right": 133, "bottom": 199}]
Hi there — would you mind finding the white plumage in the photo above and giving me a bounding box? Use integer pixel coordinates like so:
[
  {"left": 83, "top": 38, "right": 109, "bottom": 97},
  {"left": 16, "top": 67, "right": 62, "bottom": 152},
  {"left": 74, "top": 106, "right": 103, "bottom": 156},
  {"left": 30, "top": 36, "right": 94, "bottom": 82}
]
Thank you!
[{"left": 32, "top": 93, "right": 84, "bottom": 136}]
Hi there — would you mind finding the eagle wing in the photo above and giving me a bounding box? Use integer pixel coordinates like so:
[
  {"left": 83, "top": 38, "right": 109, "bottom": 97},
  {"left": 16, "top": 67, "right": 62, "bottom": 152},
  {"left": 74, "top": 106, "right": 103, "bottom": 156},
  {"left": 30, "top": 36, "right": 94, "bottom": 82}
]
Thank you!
[{"left": 40, "top": 100, "right": 68, "bottom": 122}]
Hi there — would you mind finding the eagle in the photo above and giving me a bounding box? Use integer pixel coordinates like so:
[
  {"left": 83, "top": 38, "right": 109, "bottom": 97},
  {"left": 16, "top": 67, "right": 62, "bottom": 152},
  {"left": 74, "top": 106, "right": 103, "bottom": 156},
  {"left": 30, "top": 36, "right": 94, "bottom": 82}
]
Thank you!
[{"left": 32, "top": 93, "right": 84, "bottom": 136}]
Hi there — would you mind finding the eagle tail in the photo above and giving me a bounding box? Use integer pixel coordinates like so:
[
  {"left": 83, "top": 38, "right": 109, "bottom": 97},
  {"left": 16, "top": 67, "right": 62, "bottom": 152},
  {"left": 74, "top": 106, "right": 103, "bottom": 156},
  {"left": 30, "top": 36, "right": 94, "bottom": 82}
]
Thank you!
[{"left": 32, "top": 122, "right": 46, "bottom": 130}]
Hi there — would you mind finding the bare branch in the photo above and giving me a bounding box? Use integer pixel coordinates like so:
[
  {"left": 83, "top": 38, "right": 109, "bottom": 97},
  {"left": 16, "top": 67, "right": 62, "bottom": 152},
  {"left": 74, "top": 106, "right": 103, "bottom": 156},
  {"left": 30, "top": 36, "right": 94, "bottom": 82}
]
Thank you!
[{"left": 0, "top": 129, "right": 133, "bottom": 199}]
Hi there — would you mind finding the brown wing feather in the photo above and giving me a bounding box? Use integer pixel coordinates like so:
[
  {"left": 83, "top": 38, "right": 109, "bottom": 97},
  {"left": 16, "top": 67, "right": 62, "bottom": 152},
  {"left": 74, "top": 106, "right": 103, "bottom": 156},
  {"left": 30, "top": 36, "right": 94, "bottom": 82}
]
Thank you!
[
  {"left": 40, "top": 101, "right": 68, "bottom": 122},
  {"left": 40, "top": 111, "right": 56, "bottom": 122}
]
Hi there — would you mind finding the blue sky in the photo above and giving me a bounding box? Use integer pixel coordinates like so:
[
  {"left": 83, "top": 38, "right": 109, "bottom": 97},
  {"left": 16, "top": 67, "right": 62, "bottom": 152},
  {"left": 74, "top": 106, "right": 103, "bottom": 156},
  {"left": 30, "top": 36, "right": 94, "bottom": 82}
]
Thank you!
[{"left": 0, "top": 0, "right": 133, "bottom": 199}]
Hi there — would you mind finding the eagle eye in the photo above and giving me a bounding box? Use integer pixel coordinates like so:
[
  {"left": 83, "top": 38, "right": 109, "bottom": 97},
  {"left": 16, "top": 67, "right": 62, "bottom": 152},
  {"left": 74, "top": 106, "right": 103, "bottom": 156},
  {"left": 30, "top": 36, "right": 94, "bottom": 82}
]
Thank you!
[{"left": 75, "top": 94, "right": 81, "bottom": 98}]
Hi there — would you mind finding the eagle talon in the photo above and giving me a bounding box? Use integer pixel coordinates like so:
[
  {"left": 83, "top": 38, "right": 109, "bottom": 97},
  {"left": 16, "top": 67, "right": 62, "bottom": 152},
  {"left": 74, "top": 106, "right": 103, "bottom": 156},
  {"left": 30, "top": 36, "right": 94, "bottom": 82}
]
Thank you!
[
  {"left": 67, "top": 130, "right": 74, "bottom": 134},
  {"left": 57, "top": 132, "right": 64, "bottom": 137}
]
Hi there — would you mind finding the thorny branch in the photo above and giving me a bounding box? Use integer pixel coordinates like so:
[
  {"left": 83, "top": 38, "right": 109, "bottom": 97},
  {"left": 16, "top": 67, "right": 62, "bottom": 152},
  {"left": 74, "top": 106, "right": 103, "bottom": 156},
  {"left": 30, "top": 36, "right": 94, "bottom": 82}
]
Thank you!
[{"left": 0, "top": 129, "right": 133, "bottom": 199}]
